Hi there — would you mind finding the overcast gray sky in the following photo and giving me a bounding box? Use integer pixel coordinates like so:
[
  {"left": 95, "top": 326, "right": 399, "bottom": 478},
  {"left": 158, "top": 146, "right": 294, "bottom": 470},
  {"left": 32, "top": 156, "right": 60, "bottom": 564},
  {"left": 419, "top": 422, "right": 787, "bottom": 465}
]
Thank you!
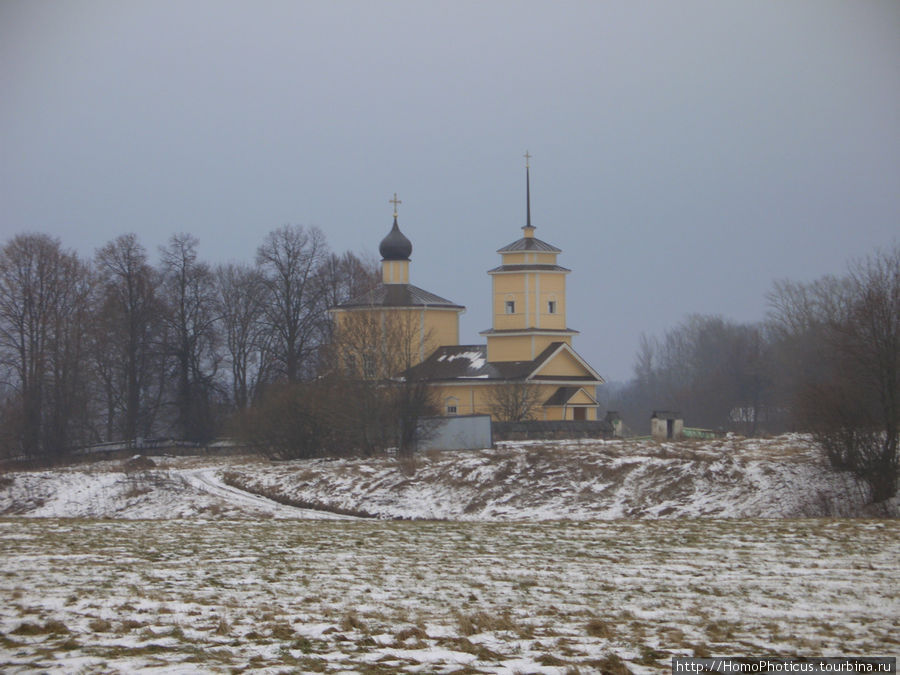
[{"left": 2, "top": 1, "right": 898, "bottom": 381}]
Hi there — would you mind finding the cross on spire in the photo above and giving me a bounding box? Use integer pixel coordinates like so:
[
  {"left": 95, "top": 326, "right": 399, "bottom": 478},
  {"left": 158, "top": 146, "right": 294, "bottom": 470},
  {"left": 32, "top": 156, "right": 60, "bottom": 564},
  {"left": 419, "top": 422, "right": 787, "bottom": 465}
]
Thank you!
[
  {"left": 524, "top": 150, "right": 531, "bottom": 168},
  {"left": 390, "top": 192, "right": 402, "bottom": 217}
]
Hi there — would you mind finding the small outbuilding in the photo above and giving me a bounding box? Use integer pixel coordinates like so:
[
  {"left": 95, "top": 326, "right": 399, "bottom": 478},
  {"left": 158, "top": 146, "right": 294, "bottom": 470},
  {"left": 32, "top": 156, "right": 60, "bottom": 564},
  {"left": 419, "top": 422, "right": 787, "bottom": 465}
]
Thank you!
[
  {"left": 651, "top": 410, "right": 683, "bottom": 441},
  {"left": 604, "top": 410, "right": 624, "bottom": 438}
]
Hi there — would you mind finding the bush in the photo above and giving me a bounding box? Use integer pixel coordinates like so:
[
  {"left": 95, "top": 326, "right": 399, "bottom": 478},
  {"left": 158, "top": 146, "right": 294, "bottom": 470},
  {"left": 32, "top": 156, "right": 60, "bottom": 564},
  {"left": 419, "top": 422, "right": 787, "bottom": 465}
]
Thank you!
[{"left": 231, "top": 382, "right": 334, "bottom": 460}]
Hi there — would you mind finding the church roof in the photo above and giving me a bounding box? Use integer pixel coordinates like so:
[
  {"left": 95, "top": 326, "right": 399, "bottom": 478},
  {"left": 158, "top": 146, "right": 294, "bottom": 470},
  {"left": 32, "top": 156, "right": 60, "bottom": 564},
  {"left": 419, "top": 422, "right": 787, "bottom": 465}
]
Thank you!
[
  {"left": 497, "top": 236, "right": 561, "bottom": 253},
  {"left": 336, "top": 282, "right": 463, "bottom": 310},
  {"left": 404, "top": 341, "right": 601, "bottom": 383},
  {"left": 404, "top": 344, "right": 537, "bottom": 381}
]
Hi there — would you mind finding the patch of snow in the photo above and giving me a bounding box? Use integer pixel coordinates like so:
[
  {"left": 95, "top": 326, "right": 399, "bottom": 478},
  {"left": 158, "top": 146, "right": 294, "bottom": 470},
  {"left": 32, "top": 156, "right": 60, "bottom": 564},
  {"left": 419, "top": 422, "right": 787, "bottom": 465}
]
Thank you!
[
  {"left": 0, "top": 460, "right": 354, "bottom": 520},
  {"left": 440, "top": 350, "right": 487, "bottom": 370}
]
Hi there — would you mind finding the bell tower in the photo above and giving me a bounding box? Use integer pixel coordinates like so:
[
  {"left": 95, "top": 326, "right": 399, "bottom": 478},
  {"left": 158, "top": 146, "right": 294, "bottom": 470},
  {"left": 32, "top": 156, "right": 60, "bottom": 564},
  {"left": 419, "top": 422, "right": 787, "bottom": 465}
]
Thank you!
[{"left": 481, "top": 153, "right": 578, "bottom": 362}]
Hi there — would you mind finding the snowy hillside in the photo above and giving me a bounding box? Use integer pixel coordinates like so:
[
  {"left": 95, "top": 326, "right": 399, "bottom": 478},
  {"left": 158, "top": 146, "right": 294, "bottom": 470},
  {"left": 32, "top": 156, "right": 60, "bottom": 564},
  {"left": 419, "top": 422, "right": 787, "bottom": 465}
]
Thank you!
[
  {"left": 221, "top": 434, "right": 892, "bottom": 520},
  {"left": 0, "top": 457, "right": 348, "bottom": 520},
  {"left": 2, "top": 434, "right": 893, "bottom": 520}
]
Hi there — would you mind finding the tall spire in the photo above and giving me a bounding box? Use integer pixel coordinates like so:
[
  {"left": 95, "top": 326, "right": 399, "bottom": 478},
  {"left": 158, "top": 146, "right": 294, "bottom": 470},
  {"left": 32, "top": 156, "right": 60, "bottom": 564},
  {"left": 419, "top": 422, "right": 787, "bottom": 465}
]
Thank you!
[{"left": 523, "top": 150, "right": 534, "bottom": 235}]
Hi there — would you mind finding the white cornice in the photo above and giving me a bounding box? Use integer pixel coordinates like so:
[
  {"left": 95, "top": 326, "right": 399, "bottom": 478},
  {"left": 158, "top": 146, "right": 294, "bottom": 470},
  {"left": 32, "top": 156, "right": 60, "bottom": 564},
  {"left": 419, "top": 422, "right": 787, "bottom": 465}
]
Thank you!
[{"left": 478, "top": 328, "right": 579, "bottom": 336}]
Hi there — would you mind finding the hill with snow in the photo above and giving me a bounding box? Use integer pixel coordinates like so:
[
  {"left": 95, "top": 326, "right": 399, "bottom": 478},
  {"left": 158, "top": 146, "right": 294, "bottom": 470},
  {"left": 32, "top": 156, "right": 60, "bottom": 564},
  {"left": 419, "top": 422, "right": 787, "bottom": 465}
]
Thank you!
[{"left": 2, "top": 434, "right": 894, "bottom": 520}]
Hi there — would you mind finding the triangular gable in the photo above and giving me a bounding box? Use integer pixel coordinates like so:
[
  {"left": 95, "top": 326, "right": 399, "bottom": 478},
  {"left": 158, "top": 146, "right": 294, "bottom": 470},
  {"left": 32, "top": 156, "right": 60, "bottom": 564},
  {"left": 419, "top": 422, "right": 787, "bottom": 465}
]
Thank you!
[
  {"left": 566, "top": 387, "right": 598, "bottom": 405},
  {"left": 543, "top": 386, "right": 599, "bottom": 407},
  {"left": 527, "top": 343, "right": 604, "bottom": 383}
]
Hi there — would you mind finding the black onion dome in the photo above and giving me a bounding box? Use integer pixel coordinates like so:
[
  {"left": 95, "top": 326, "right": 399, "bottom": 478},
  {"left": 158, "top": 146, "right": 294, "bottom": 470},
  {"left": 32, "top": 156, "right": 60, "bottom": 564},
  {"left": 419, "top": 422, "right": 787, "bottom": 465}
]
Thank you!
[{"left": 378, "top": 216, "right": 412, "bottom": 260}]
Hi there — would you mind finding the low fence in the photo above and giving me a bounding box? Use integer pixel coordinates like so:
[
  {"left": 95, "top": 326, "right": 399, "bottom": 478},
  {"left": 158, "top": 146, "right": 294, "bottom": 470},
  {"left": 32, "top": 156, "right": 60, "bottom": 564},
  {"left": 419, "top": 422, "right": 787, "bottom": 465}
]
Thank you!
[
  {"left": 0, "top": 438, "right": 250, "bottom": 471},
  {"left": 681, "top": 427, "right": 720, "bottom": 440},
  {"left": 2, "top": 418, "right": 625, "bottom": 469},
  {"left": 493, "top": 420, "right": 614, "bottom": 442}
]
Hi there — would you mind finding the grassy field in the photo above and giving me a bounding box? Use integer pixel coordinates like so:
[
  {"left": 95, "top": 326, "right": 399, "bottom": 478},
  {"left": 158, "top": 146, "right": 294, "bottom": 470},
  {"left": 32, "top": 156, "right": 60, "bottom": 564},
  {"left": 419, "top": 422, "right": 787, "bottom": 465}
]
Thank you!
[{"left": 1, "top": 518, "right": 897, "bottom": 673}]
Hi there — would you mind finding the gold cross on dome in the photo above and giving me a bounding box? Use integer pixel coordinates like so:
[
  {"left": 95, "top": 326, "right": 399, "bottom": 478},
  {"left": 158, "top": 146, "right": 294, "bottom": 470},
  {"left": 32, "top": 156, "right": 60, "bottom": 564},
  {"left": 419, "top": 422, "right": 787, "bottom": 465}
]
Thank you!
[
  {"left": 390, "top": 193, "right": 402, "bottom": 217},
  {"left": 524, "top": 150, "right": 532, "bottom": 168}
]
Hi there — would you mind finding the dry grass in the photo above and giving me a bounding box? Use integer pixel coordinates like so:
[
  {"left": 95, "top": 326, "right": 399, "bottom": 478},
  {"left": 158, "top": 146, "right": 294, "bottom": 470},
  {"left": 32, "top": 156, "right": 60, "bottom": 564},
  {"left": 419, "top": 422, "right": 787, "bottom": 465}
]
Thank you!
[
  {"left": 340, "top": 610, "right": 367, "bottom": 633},
  {"left": 88, "top": 618, "right": 112, "bottom": 632},
  {"left": 12, "top": 619, "right": 70, "bottom": 635},
  {"left": 592, "top": 652, "right": 633, "bottom": 675},
  {"left": 455, "top": 610, "right": 533, "bottom": 638},
  {"left": 586, "top": 618, "right": 613, "bottom": 638},
  {"left": 220, "top": 471, "right": 379, "bottom": 518}
]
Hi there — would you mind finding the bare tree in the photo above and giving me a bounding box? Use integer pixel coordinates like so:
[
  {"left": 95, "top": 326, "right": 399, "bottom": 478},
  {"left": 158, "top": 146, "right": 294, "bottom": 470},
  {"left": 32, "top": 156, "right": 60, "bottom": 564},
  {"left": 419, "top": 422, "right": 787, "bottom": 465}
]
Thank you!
[
  {"left": 384, "top": 311, "right": 439, "bottom": 457},
  {"left": 315, "top": 251, "right": 381, "bottom": 373},
  {"left": 487, "top": 381, "right": 542, "bottom": 422},
  {"left": 614, "top": 315, "right": 775, "bottom": 434},
  {"left": 94, "top": 234, "right": 163, "bottom": 441},
  {"left": 835, "top": 247, "right": 899, "bottom": 501},
  {"left": 324, "top": 308, "right": 438, "bottom": 456},
  {"left": 318, "top": 251, "right": 380, "bottom": 309},
  {"left": 159, "top": 234, "right": 221, "bottom": 442},
  {"left": 767, "top": 244, "right": 900, "bottom": 502},
  {"left": 322, "top": 309, "right": 396, "bottom": 454},
  {"left": 256, "top": 225, "right": 329, "bottom": 383},
  {"left": 0, "top": 234, "right": 92, "bottom": 456},
  {"left": 232, "top": 380, "right": 334, "bottom": 460},
  {"left": 215, "top": 263, "right": 271, "bottom": 411},
  {"left": 44, "top": 248, "right": 94, "bottom": 452}
]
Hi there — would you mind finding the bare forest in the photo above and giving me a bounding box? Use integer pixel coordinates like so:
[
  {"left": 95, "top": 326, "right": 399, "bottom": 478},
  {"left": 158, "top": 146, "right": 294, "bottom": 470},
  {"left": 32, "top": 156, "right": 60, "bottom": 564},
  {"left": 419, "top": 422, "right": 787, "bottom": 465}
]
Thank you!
[
  {"left": 612, "top": 243, "right": 899, "bottom": 502},
  {"left": 0, "top": 230, "right": 896, "bottom": 502},
  {"left": 0, "top": 227, "right": 383, "bottom": 460}
]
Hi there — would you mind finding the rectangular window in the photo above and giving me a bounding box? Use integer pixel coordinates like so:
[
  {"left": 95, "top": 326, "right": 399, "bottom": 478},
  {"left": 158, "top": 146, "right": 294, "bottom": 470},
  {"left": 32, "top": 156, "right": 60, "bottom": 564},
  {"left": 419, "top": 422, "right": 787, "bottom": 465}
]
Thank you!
[
  {"left": 505, "top": 300, "right": 515, "bottom": 314},
  {"left": 447, "top": 405, "right": 458, "bottom": 415},
  {"left": 548, "top": 300, "right": 557, "bottom": 314}
]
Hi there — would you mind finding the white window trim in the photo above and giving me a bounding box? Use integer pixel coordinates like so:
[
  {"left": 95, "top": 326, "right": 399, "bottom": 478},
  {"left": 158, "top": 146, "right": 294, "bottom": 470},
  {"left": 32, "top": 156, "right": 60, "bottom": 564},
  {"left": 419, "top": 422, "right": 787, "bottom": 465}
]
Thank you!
[{"left": 504, "top": 295, "right": 516, "bottom": 314}]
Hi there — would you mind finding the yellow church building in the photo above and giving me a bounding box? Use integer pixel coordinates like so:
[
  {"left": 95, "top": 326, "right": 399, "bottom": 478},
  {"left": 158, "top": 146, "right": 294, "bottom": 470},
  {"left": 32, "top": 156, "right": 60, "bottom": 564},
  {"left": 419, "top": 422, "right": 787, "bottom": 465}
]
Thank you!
[{"left": 330, "top": 162, "right": 604, "bottom": 422}]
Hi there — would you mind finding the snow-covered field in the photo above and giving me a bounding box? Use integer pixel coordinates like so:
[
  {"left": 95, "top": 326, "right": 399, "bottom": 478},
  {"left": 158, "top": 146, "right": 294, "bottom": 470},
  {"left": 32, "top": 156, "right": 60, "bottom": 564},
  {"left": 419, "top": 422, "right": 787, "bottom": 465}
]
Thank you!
[
  {"left": 1, "top": 435, "right": 892, "bottom": 520},
  {"left": 1, "top": 435, "right": 897, "bottom": 672},
  {"left": 1, "top": 518, "right": 897, "bottom": 674}
]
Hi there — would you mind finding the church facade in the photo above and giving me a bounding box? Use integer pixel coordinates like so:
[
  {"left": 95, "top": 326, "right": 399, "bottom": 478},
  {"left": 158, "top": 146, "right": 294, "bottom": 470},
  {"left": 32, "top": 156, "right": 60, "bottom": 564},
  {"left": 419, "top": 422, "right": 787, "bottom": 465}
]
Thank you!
[{"left": 331, "top": 167, "right": 604, "bottom": 422}]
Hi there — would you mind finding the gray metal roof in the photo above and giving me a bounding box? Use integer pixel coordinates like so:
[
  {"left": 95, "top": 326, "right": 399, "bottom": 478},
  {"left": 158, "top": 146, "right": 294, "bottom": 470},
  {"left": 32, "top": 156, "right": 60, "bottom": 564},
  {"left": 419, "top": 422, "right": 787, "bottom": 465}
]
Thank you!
[
  {"left": 487, "top": 263, "right": 571, "bottom": 274},
  {"left": 404, "top": 341, "right": 604, "bottom": 386},
  {"left": 497, "top": 236, "right": 561, "bottom": 253},
  {"left": 543, "top": 386, "right": 580, "bottom": 406},
  {"left": 543, "top": 386, "right": 598, "bottom": 406},
  {"left": 405, "top": 341, "right": 571, "bottom": 382},
  {"left": 335, "top": 283, "right": 464, "bottom": 310}
]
